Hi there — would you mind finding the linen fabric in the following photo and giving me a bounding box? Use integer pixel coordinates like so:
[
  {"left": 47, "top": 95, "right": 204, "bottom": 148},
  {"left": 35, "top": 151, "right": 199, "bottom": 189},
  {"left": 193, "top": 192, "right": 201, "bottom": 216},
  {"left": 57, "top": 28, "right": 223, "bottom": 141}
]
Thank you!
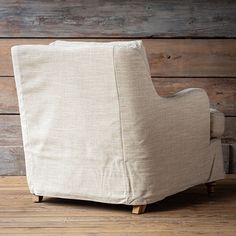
[
  {"left": 210, "top": 108, "right": 225, "bottom": 138},
  {"left": 11, "top": 40, "right": 225, "bottom": 205}
]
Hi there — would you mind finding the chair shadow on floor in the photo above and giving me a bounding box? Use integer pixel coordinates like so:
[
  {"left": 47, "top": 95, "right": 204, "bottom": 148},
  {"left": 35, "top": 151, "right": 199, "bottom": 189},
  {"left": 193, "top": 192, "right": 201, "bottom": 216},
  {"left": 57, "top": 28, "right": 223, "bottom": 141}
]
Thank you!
[{"left": 40, "top": 179, "right": 236, "bottom": 214}]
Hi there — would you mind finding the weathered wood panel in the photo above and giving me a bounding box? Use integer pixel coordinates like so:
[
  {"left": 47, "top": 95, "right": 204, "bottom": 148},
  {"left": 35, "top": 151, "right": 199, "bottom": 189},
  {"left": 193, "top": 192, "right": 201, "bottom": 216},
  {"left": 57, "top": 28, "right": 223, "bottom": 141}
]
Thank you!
[
  {"left": 0, "top": 146, "right": 25, "bottom": 175},
  {"left": 0, "top": 77, "right": 18, "bottom": 114},
  {"left": 1, "top": 76, "right": 235, "bottom": 116},
  {"left": 0, "top": 115, "right": 22, "bottom": 146},
  {"left": 1, "top": 39, "right": 236, "bottom": 77},
  {"left": 229, "top": 144, "right": 236, "bottom": 174},
  {"left": 0, "top": 0, "right": 235, "bottom": 38},
  {"left": 222, "top": 144, "right": 230, "bottom": 174},
  {"left": 146, "top": 39, "right": 236, "bottom": 78},
  {"left": 224, "top": 117, "right": 236, "bottom": 144}
]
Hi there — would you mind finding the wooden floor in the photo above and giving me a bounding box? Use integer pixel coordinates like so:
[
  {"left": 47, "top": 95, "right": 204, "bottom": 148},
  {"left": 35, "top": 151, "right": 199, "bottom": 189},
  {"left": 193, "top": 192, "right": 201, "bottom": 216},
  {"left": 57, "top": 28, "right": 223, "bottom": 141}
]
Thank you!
[{"left": 0, "top": 176, "right": 235, "bottom": 235}]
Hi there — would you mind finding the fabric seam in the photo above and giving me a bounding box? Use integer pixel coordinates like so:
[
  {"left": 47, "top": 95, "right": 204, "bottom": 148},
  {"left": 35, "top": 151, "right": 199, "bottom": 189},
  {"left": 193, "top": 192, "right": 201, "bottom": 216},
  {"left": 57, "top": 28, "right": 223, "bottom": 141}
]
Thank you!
[
  {"left": 207, "top": 152, "right": 216, "bottom": 182},
  {"left": 112, "top": 46, "right": 131, "bottom": 204},
  {"left": 12, "top": 48, "right": 34, "bottom": 192}
]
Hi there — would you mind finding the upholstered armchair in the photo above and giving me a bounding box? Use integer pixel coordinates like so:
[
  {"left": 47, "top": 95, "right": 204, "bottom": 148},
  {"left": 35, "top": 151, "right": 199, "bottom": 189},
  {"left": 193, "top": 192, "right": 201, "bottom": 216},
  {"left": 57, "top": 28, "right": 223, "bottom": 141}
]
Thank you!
[{"left": 11, "top": 40, "right": 225, "bottom": 214}]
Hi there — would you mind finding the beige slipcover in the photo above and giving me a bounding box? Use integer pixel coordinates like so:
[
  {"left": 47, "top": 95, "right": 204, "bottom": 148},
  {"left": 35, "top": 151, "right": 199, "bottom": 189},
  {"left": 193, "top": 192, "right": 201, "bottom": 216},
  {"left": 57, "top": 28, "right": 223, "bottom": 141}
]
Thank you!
[
  {"left": 11, "top": 40, "right": 225, "bottom": 209},
  {"left": 210, "top": 108, "right": 225, "bottom": 138}
]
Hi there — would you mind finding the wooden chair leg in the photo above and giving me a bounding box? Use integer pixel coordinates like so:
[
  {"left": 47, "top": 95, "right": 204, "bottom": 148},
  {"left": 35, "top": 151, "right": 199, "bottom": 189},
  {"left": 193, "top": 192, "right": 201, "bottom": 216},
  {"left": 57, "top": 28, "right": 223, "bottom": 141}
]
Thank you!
[
  {"left": 132, "top": 205, "right": 147, "bottom": 214},
  {"left": 205, "top": 181, "right": 216, "bottom": 195},
  {"left": 32, "top": 195, "right": 43, "bottom": 203}
]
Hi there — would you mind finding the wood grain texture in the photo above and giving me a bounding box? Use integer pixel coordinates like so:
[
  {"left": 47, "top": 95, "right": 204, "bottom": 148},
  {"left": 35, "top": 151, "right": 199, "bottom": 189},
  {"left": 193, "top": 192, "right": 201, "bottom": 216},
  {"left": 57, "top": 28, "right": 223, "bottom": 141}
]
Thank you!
[
  {"left": 132, "top": 205, "right": 146, "bottom": 214},
  {"left": 0, "top": 146, "right": 25, "bottom": 175},
  {"left": 0, "top": 115, "right": 22, "bottom": 146},
  {"left": 229, "top": 144, "right": 236, "bottom": 174},
  {"left": 1, "top": 39, "right": 236, "bottom": 77},
  {"left": 1, "top": 76, "right": 235, "bottom": 116},
  {"left": 224, "top": 118, "right": 236, "bottom": 143},
  {"left": 0, "top": 77, "right": 18, "bottom": 114},
  {"left": 222, "top": 144, "right": 230, "bottom": 173},
  {"left": 0, "top": 176, "right": 235, "bottom": 235},
  {"left": 0, "top": 0, "right": 235, "bottom": 38}
]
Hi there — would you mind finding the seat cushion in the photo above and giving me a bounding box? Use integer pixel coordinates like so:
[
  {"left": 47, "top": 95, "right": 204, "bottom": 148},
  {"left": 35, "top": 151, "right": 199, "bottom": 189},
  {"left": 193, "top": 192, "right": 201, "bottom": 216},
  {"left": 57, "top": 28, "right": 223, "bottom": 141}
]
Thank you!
[{"left": 210, "top": 108, "right": 225, "bottom": 138}]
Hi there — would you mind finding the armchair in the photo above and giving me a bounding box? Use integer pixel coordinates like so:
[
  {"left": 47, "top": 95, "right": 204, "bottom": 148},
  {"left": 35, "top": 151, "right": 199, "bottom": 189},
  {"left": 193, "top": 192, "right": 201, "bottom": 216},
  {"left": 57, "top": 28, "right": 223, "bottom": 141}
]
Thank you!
[{"left": 11, "top": 40, "right": 225, "bottom": 214}]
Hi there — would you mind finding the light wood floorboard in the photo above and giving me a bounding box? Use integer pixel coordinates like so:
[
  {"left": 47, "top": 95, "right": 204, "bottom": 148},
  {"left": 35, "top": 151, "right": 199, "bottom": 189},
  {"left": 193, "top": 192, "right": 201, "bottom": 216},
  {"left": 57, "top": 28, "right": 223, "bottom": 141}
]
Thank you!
[{"left": 0, "top": 176, "right": 235, "bottom": 235}]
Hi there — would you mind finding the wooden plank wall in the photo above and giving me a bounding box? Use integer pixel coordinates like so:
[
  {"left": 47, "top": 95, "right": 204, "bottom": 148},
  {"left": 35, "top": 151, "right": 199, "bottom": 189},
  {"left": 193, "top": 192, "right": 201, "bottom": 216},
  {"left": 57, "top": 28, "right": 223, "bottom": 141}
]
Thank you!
[{"left": 0, "top": 0, "right": 235, "bottom": 175}]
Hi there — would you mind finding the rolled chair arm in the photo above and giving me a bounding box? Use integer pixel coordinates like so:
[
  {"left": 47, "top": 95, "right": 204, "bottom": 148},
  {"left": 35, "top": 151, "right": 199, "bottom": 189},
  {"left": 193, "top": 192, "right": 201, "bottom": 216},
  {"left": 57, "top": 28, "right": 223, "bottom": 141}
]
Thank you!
[{"left": 210, "top": 108, "right": 225, "bottom": 138}]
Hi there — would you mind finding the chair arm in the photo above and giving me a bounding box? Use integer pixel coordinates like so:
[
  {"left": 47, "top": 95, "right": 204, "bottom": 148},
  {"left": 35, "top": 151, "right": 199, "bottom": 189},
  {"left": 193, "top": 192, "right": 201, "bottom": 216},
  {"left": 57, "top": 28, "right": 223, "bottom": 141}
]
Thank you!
[
  {"left": 210, "top": 108, "right": 225, "bottom": 138},
  {"left": 156, "top": 88, "right": 210, "bottom": 141},
  {"left": 161, "top": 88, "right": 210, "bottom": 115},
  {"left": 164, "top": 88, "right": 209, "bottom": 101}
]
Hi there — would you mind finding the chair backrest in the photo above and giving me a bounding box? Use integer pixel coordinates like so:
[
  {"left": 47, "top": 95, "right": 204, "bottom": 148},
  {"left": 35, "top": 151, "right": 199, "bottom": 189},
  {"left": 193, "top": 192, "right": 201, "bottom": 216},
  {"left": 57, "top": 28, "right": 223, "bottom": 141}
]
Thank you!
[{"left": 11, "top": 41, "right": 159, "bottom": 203}]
